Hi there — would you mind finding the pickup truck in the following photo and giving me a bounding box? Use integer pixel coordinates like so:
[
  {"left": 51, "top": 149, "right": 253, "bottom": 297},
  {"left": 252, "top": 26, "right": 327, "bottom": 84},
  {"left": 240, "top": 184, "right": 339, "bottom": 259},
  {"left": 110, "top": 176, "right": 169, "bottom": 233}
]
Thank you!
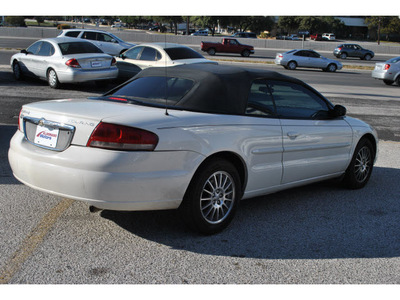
[
  {"left": 200, "top": 38, "right": 254, "bottom": 57},
  {"left": 310, "top": 33, "right": 323, "bottom": 41}
]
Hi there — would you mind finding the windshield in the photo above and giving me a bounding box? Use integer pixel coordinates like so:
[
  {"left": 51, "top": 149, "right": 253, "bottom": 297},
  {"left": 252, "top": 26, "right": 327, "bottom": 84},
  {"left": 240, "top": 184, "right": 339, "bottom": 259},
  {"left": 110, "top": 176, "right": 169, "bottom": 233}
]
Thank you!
[
  {"left": 164, "top": 47, "right": 204, "bottom": 60},
  {"left": 58, "top": 42, "right": 103, "bottom": 55},
  {"left": 110, "top": 76, "right": 195, "bottom": 105}
]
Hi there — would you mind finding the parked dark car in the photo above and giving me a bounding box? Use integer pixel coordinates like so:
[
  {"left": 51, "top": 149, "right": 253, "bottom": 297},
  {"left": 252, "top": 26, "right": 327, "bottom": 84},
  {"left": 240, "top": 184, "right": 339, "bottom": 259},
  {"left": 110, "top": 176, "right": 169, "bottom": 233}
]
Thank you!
[
  {"left": 333, "top": 44, "right": 374, "bottom": 60},
  {"left": 232, "top": 32, "right": 257, "bottom": 39}
]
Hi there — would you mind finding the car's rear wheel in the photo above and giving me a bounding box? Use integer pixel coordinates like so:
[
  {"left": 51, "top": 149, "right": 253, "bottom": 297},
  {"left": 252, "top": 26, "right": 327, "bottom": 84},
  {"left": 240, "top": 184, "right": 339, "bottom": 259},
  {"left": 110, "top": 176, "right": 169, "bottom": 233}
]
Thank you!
[
  {"left": 47, "top": 68, "right": 61, "bottom": 89},
  {"left": 12, "top": 61, "right": 23, "bottom": 80},
  {"left": 207, "top": 48, "right": 216, "bottom": 56},
  {"left": 179, "top": 158, "right": 241, "bottom": 235},
  {"left": 343, "top": 138, "right": 375, "bottom": 189},
  {"left": 287, "top": 61, "right": 297, "bottom": 70},
  {"left": 340, "top": 52, "right": 347, "bottom": 59},
  {"left": 383, "top": 79, "right": 394, "bottom": 85},
  {"left": 395, "top": 76, "right": 400, "bottom": 86}
]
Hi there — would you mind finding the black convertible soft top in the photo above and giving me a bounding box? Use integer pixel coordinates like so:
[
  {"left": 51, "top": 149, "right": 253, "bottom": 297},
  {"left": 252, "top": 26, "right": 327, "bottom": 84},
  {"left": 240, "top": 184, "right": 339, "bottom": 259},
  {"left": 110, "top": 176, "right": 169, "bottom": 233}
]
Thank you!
[{"left": 109, "top": 63, "right": 329, "bottom": 115}]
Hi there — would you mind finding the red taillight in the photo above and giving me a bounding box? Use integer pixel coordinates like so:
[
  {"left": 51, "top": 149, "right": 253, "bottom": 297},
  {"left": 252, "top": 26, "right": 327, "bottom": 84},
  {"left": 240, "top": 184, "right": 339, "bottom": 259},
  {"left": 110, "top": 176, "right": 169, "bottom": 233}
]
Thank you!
[
  {"left": 278, "top": 54, "right": 283, "bottom": 58},
  {"left": 87, "top": 122, "right": 159, "bottom": 151},
  {"left": 111, "top": 57, "right": 116, "bottom": 66},
  {"left": 18, "top": 109, "right": 22, "bottom": 131},
  {"left": 65, "top": 58, "right": 81, "bottom": 68},
  {"left": 384, "top": 64, "right": 391, "bottom": 70},
  {"left": 337, "top": 47, "right": 342, "bottom": 51}
]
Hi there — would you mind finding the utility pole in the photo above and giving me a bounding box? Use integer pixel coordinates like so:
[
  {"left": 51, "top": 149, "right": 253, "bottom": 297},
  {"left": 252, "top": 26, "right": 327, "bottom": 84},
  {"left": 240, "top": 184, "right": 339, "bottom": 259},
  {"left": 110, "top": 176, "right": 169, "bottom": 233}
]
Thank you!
[
  {"left": 377, "top": 17, "right": 381, "bottom": 45},
  {"left": 186, "top": 16, "right": 190, "bottom": 36}
]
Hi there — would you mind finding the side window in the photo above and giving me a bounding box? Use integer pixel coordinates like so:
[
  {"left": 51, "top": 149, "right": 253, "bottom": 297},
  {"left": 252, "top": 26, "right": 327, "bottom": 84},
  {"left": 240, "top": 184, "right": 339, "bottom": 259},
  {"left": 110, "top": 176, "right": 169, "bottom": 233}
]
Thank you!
[
  {"left": 27, "top": 42, "right": 42, "bottom": 55},
  {"left": 37, "top": 42, "right": 54, "bottom": 56},
  {"left": 140, "top": 47, "right": 157, "bottom": 61},
  {"left": 97, "top": 33, "right": 114, "bottom": 42},
  {"left": 268, "top": 80, "right": 330, "bottom": 119},
  {"left": 82, "top": 31, "right": 97, "bottom": 40},
  {"left": 65, "top": 31, "right": 81, "bottom": 38},
  {"left": 294, "top": 51, "right": 306, "bottom": 57},
  {"left": 245, "top": 79, "right": 275, "bottom": 117},
  {"left": 124, "top": 46, "right": 143, "bottom": 59}
]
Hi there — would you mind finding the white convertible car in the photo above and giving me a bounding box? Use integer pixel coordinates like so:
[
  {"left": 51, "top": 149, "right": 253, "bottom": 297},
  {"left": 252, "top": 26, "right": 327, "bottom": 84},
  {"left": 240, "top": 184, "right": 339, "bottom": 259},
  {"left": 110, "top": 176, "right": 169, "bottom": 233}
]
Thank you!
[{"left": 8, "top": 64, "right": 378, "bottom": 234}]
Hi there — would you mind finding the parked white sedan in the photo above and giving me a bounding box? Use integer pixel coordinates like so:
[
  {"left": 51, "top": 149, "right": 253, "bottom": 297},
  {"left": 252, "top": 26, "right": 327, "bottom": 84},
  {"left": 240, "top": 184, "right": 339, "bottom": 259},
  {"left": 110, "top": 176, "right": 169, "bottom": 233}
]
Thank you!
[
  {"left": 116, "top": 42, "right": 216, "bottom": 79},
  {"left": 8, "top": 64, "right": 378, "bottom": 234},
  {"left": 10, "top": 37, "right": 118, "bottom": 88}
]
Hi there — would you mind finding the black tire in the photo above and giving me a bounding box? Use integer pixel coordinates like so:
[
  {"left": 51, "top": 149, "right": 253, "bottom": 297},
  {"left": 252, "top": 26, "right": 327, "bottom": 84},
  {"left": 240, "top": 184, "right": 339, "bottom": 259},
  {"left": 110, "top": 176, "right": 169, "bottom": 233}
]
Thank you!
[
  {"left": 343, "top": 138, "right": 375, "bottom": 189},
  {"left": 179, "top": 158, "right": 241, "bottom": 235},
  {"left": 287, "top": 61, "right": 297, "bottom": 70},
  {"left": 207, "top": 48, "right": 216, "bottom": 56},
  {"left": 364, "top": 54, "right": 372, "bottom": 61},
  {"left": 12, "top": 61, "right": 23, "bottom": 80},
  {"left": 47, "top": 68, "right": 61, "bottom": 89},
  {"left": 383, "top": 79, "right": 394, "bottom": 85},
  {"left": 340, "top": 52, "right": 347, "bottom": 59},
  {"left": 395, "top": 76, "right": 400, "bottom": 86},
  {"left": 326, "top": 63, "right": 337, "bottom": 72},
  {"left": 241, "top": 49, "right": 250, "bottom": 57}
]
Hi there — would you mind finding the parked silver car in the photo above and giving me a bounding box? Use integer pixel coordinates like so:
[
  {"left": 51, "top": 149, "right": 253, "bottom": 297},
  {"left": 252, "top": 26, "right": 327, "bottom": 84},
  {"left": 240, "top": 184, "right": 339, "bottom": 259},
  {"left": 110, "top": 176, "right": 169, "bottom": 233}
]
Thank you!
[
  {"left": 57, "top": 29, "right": 135, "bottom": 56},
  {"left": 275, "top": 49, "right": 342, "bottom": 72},
  {"left": 371, "top": 56, "right": 400, "bottom": 86},
  {"left": 10, "top": 37, "right": 118, "bottom": 88}
]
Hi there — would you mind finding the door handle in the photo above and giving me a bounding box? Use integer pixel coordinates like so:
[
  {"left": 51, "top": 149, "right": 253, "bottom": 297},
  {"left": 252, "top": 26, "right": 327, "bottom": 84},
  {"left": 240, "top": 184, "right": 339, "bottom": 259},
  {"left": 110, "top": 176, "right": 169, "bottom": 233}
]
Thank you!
[{"left": 287, "top": 132, "right": 299, "bottom": 139}]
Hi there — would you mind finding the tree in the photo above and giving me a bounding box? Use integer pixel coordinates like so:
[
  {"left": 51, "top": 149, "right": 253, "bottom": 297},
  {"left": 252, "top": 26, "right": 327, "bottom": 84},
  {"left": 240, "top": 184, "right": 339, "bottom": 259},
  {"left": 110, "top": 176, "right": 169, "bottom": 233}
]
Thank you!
[
  {"left": 277, "top": 16, "right": 300, "bottom": 34},
  {"left": 365, "top": 16, "right": 400, "bottom": 43},
  {"left": 5, "top": 16, "right": 26, "bottom": 27}
]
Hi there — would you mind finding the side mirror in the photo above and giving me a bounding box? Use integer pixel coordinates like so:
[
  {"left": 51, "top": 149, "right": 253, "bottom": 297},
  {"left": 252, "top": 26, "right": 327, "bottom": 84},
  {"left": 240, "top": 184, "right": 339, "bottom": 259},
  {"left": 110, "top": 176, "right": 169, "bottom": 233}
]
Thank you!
[
  {"left": 119, "top": 53, "right": 125, "bottom": 59},
  {"left": 21, "top": 49, "right": 28, "bottom": 54},
  {"left": 332, "top": 105, "right": 346, "bottom": 117}
]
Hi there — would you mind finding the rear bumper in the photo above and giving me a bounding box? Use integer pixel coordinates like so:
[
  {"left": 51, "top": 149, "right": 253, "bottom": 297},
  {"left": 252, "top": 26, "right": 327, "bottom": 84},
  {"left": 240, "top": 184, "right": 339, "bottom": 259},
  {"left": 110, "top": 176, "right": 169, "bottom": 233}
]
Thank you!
[
  {"left": 371, "top": 70, "right": 392, "bottom": 80},
  {"left": 8, "top": 130, "right": 204, "bottom": 211},
  {"left": 57, "top": 67, "right": 118, "bottom": 83}
]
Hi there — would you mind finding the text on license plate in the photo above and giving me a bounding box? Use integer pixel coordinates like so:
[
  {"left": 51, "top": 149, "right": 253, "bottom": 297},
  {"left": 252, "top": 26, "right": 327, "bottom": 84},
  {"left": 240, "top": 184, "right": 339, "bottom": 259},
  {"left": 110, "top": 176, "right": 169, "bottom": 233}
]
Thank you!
[
  {"left": 91, "top": 61, "right": 102, "bottom": 67},
  {"left": 34, "top": 125, "right": 59, "bottom": 148}
]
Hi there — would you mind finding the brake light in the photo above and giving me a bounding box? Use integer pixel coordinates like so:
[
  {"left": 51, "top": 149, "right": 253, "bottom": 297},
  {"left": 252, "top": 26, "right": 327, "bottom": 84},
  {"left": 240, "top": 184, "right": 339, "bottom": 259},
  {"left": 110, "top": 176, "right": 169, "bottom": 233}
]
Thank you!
[
  {"left": 18, "top": 109, "right": 22, "bottom": 131},
  {"left": 111, "top": 57, "right": 116, "bottom": 66},
  {"left": 337, "top": 47, "right": 342, "bottom": 51},
  {"left": 384, "top": 64, "right": 391, "bottom": 70},
  {"left": 87, "top": 122, "right": 159, "bottom": 151},
  {"left": 65, "top": 58, "right": 81, "bottom": 68}
]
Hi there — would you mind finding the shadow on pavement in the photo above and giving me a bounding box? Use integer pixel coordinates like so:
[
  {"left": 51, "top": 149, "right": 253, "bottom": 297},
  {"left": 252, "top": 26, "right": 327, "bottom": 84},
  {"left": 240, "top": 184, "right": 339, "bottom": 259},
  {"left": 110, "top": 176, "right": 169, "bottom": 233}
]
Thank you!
[{"left": 101, "top": 165, "right": 400, "bottom": 260}]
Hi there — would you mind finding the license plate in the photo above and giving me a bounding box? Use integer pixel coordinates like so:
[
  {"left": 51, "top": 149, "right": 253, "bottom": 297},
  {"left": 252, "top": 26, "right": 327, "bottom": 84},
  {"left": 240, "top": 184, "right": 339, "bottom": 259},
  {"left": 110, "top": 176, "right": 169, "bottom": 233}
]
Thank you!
[
  {"left": 91, "top": 61, "right": 102, "bottom": 68},
  {"left": 34, "top": 125, "right": 59, "bottom": 148}
]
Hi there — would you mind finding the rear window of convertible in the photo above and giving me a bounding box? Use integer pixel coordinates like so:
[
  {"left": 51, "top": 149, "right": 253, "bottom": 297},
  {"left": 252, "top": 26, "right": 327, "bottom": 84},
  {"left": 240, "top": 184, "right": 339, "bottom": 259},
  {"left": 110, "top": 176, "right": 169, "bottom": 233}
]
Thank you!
[{"left": 111, "top": 76, "right": 195, "bottom": 104}]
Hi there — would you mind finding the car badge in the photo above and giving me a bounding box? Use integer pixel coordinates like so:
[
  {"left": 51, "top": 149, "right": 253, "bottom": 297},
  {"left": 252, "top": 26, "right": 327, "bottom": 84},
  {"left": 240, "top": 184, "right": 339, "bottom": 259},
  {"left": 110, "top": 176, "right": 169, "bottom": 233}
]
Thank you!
[{"left": 38, "top": 118, "right": 45, "bottom": 126}]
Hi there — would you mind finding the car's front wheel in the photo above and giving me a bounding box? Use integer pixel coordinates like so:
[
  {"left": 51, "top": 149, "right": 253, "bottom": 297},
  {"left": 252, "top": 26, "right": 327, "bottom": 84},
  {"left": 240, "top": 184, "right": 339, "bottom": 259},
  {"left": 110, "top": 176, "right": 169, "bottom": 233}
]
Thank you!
[
  {"left": 363, "top": 54, "right": 372, "bottom": 61},
  {"left": 47, "top": 68, "right": 61, "bottom": 89},
  {"left": 241, "top": 49, "right": 250, "bottom": 57},
  {"left": 12, "top": 61, "right": 23, "bottom": 80},
  {"left": 179, "top": 158, "right": 241, "bottom": 235},
  {"left": 343, "top": 138, "right": 375, "bottom": 189},
  {"left": 326, "top": 63, "right": 337, "bottom": 72}
]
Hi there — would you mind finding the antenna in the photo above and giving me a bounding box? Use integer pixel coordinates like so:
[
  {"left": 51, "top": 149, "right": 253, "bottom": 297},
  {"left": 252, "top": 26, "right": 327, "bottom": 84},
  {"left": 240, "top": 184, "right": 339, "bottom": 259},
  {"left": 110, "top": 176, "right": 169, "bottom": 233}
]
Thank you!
[{"left": 164, "top": 31, "right": 169, "bottom": 116}]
